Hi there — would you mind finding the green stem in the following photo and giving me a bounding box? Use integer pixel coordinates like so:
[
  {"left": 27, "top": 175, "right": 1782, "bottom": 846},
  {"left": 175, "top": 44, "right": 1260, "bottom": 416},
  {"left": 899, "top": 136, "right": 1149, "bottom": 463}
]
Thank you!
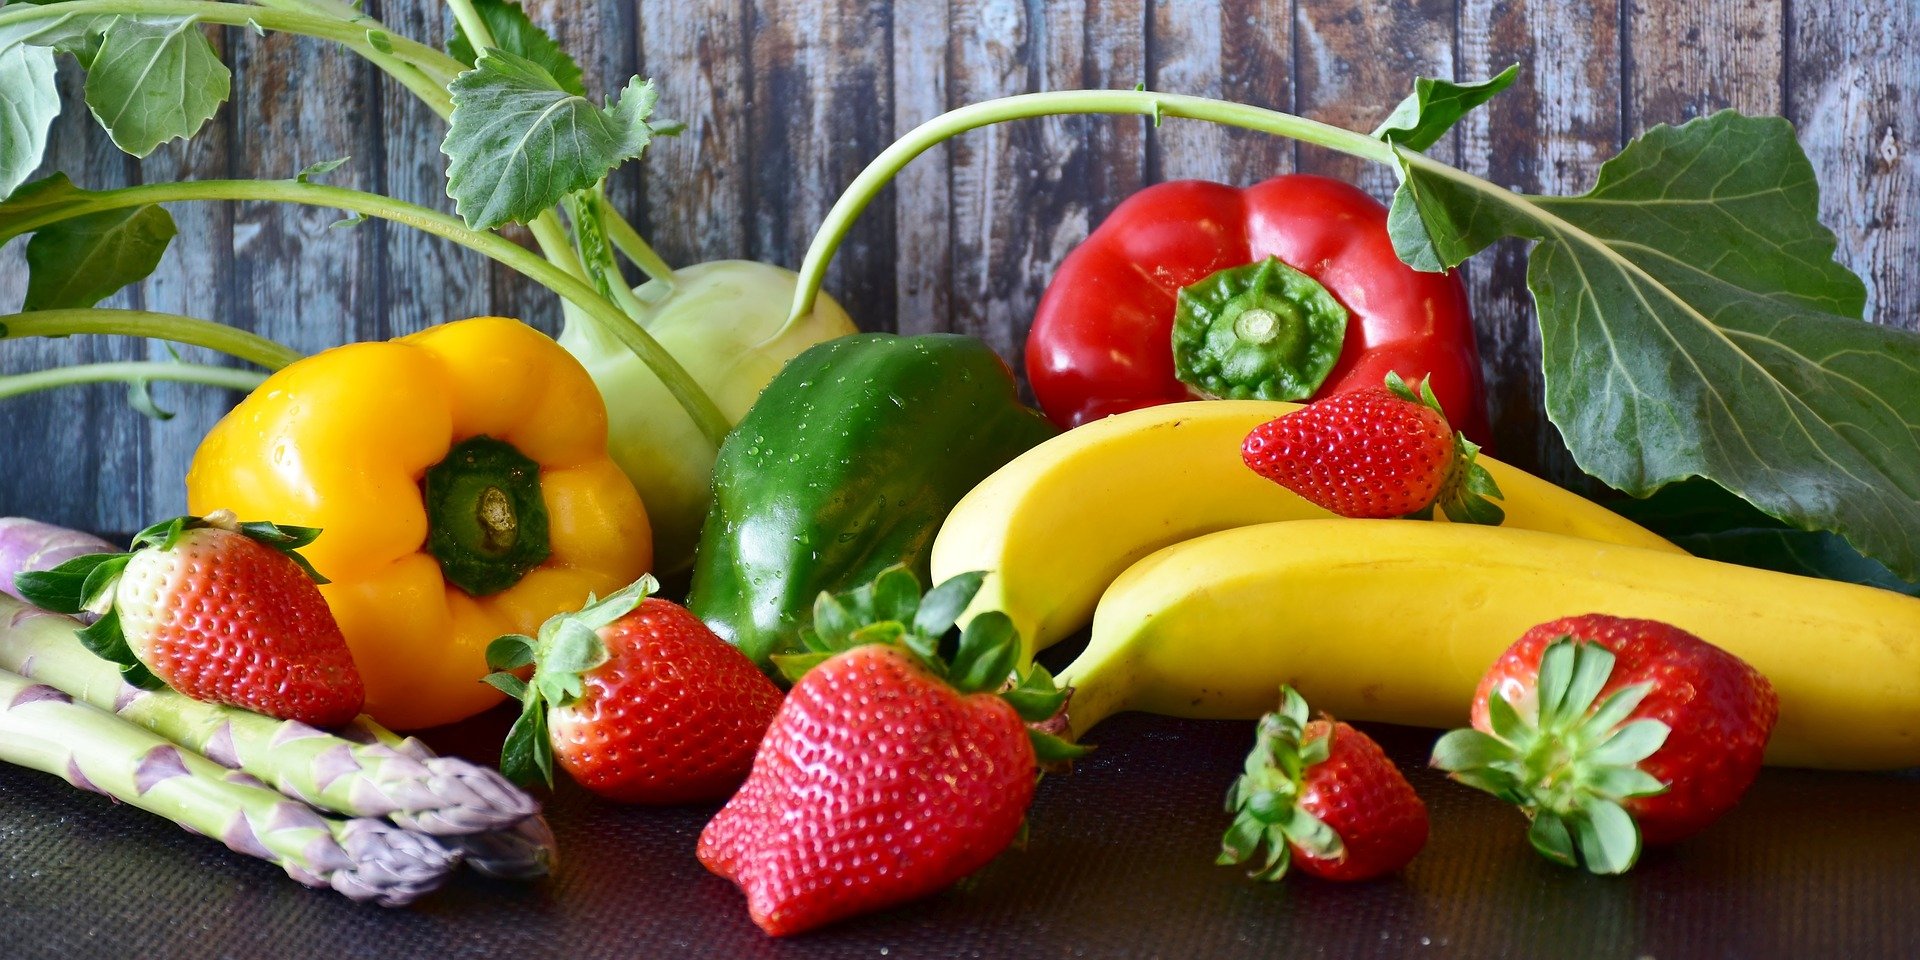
[
  {"left": 0, "top": 361, "right": 266, "bottom": 401},
  {"left": 251, "top": 0, "right": 454, "bottom": 116},
  {"left": 442, "top": 0, "right": 493, "bottom": 57},
  {"left": 0, "top": 309, "right": 303, "bottom": 370},
  {"left": 601, "top": 194, "right": 678, "bottom": 288},
  {"left": 589, "top": 200, "right": 657, "bottom": 318},
  {"left": 436, "top": 0, "right": 587, "bottom": 278},
  {"left": 0, "top": 0, "right": 467, "bottom": 88},
  {"left": 1, "top": 178, "right": 730, "bottom": 445},
  {"left": 788, "top": 90, "right": 1397, "bottom": 323}
]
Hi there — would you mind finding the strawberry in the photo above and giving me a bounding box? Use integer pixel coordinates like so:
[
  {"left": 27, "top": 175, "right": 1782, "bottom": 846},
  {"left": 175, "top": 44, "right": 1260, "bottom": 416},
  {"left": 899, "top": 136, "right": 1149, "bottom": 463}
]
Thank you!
[
  {"left": 1242, "top": 372, "right": 1503, "bottom": 523},
  {"left": 698, "top": 566, "right": 1084, "bottom": 936},
  {"left": 1218, "top": 686, "right": 1428, "bottom": 882},
  {"left": 1431, "top": 615, "right": 1779, "bottom": 874},
  {"left": 486, "top": 576, "right": 783, "bottom": 804},
  {"left": 14, "top": 511, "right": 363, "bottom": 727}
]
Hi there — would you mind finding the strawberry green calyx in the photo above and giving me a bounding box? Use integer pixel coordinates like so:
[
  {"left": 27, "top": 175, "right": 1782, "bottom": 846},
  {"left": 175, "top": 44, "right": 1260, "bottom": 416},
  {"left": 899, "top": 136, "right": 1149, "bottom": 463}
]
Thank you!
[
  {"left": 1430, "top": 637, "right": 1671, "bottom": 875},
  {"left": 1384, "top": 372, "right": 1504, "bottom": 525},
  {"left": 773, "top": 565, "right": 1089, "bottom": 764},
  {"left": 1216, "top": 686, "right": 1344, "bottom": 881},
  {"left": 484, "top": 575, "right": 660, "bottom": 788},
  {"left": 13, "top": 511, "right": 328, "bottom": 688}
]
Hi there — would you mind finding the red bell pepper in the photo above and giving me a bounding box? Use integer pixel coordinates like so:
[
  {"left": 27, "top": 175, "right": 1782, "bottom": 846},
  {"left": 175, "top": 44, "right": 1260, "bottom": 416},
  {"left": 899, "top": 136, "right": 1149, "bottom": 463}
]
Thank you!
[{"left": 1025, "top": 174, "right": 1491, "bottom": 443}]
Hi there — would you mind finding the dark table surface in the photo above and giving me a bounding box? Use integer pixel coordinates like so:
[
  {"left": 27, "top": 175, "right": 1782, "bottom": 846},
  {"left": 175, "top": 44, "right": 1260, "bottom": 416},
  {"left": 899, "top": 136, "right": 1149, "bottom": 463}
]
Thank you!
[{"left": 4, "top": 702, "right": 1919, "bottom": 960}]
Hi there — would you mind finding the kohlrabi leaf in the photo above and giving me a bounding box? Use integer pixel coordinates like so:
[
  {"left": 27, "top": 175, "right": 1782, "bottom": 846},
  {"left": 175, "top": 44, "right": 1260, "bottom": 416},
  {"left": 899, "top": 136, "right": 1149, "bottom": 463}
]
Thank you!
[
  {"left": 0, "top": 40, "right": 58, "bottom": 200},
  {"left": 294, "top": 156, "right": 350, "bottom": 184},
  {"left": 83, "top": 16, "right": 231, "bottom": 157},
  {"left": 23, "top": 202, "right": 177, "bottom": 309},
  {"left": 0, "top": 172, "right": 100, "bottom": 244},
  {"left": 1376, "top": 65, "right": 1519, "bottom": 271},
  {"left": 0, "top": 6, "right": 110, "bottom": 60},
  {"left": 1390, "top": 110, "right": 1920, "bottom": 580},
  {"left": 446, "top": 0, "right": 585, "bottom": 97},
  {"left": 1372, "top": 64, "right": 1518, "bottom": 151},
  {"left": 1676, "top": 528, "right": 1920, "bottom": 598},
  {"left": 442, "top": 50, "right": 659, "bottom": 230}
]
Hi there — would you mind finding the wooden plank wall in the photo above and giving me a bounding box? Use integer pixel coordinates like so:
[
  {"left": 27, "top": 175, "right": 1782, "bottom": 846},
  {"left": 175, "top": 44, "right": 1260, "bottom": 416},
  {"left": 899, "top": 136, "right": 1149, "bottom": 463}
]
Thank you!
[{"left": 1, "top": 0, "right": 1914, "bottom": 530}]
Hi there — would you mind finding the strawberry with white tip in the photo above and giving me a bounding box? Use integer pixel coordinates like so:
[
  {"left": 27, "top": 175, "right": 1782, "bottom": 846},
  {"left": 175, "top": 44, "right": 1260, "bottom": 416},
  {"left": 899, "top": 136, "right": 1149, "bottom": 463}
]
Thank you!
[{"left": 16, "top": 511, "right": 364, "bottom": 727}]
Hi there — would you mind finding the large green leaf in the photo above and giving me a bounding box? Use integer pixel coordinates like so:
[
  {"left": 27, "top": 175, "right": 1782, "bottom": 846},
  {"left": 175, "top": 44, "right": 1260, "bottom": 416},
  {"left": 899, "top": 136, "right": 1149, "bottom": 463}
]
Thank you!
[
  {"left": 0, "top": 39, "right": 58, "bottom": 199},
  {"left": 445, "top": 0, "right": 585, "bottom": 97},
  {"left": 441, "top": 50, "right": 659, "bottom": 230},
  {"left": 1390, "top": 111, "right": 1920, "bottom": 579},
  {"left": 23, "top": 202, "right": 176, "bottom": 309},
  {"left": 0, "top": 172, "right": 102, "bottom": 243},
  {"left": 83, "top": 16, "right": 230, "bottom": 158}
]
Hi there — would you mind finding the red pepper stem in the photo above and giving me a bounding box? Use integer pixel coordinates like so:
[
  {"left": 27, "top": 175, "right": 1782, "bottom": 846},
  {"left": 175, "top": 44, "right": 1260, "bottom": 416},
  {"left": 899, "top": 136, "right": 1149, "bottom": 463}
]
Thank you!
[
  {"left": 1171, "top": 257, "right": 1349, "bottom": 401},
  {"left": 788, "top": 90, "right": 1398, "bottom": 324}
]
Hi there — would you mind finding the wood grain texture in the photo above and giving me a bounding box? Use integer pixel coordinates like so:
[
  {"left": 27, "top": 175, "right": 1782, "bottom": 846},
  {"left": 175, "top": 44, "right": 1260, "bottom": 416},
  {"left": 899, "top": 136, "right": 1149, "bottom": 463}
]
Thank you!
[
  {"left": 947, "top": 0, "right": 1145, "bottom": 362},
  {"left": 1293, "top": 0, "right": 1453, "bottom": 198},
  {"left": 746, "top": 0, "right": 895, "bottom": 330},
  {"left": 0, "top": 0, "right": 1914, "bottom": 530},
  {"left": 1788, "top": 0, "right": 1918, "bottom": 330},
  {"left": 634, "top": 0, "right": 750, "bottom": 272},
  {"left": 1148, "top": 0, "right": 1294, "bottom": 184},
  {"left": 1458, "top": 0, "right": 1622, "bottom": 484},
  {"left": 370, "top": 0, "right": 491, "bottom": 340}
]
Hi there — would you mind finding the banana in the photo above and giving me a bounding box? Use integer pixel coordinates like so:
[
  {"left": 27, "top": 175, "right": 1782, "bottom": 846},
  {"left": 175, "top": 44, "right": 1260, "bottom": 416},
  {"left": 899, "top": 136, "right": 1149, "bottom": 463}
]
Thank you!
[
  {"left": 1058, "top": 520, "right": 1920, "bottom": 770},
  {"left": 930, "top": 400, "right": 1680, "bottom": 658}
]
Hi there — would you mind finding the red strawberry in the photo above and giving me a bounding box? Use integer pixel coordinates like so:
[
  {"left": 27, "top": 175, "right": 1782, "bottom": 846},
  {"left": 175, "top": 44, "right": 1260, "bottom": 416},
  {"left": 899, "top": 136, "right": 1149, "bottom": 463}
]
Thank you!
[
  {"left": 1218, "top": 686, "right": 1428, "bottom": 882},
  {"left": 698, "top": 567, "right": 1083, "bottom": 936},
  {"left": 15, "top": 512, "right": 363, "bottom": 727},
  {"left": 1242, "top": 372, "right": 1503, "bottom": 523},
  {"left": 1431, "top": 615, "right": 1778, "bottom": 874},
  {"left": 486, "top": 577, "right": 783, "bottom": 804}
]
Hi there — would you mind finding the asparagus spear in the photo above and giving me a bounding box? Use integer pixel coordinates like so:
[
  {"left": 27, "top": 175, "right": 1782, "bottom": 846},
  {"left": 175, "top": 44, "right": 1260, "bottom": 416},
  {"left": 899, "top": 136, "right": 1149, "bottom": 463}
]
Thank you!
[
  {"left": 339, "top": 716, "right": 559, "bottom": 879},
  {"left": 0, "top": 597, "right": 537, "bottom": 835},
  {"left": 0, "top": 518, "right": 114, "bottom": 599},
  {"left": 0, "top": 666, "right": 457, "bottom": 905}
]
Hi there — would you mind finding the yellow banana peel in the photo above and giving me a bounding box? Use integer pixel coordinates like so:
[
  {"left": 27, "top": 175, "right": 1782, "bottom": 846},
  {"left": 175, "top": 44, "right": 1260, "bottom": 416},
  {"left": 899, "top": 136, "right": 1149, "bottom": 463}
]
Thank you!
[
  {"left": 930, "top": 400, "right": 1679, "bottom": 658},
  {"left": 1058, "top": 520, "right": 1920, "bottom": 771}
]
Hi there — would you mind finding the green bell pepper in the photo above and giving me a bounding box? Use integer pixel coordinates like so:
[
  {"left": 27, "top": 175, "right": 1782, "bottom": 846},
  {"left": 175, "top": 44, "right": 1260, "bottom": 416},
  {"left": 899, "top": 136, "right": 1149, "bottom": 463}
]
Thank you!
[{"left": 688, "top": 333, "right": 1058, "bottom": 668}]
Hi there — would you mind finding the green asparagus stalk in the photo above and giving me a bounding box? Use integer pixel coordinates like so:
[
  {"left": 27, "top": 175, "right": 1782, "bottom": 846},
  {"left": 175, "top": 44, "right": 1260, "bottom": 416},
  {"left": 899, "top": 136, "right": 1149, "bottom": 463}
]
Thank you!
[
  {"left": 339, "top": 716, "right": 558, "bottom": 879},
  {"left": 0, "top": 597, "right": 537, "bottom": 835},
  {"left": 0, "top": 666, "right": 457, "bottom": 905}
]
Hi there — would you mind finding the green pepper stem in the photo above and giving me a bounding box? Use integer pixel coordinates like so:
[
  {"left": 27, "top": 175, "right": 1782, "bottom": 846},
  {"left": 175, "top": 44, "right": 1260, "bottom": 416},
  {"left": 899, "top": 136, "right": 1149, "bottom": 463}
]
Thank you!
[
  {"left": 0, "top": 360, "right": 266, "bottom": 402},
  {"left": 1, "top": 178, "right": 731, "bottom": 446},
  {"left": 0, "top": 309, "right": 304, "bottom": 371},
  {"left": 788, "top": 90, "right": 1400, "bottom": 323}
]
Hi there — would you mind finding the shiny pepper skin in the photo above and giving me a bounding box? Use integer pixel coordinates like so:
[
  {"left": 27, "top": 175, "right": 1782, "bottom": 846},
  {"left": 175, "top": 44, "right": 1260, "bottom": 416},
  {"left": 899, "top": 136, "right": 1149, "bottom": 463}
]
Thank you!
[
  {"left": 548, "top": 598, "right": 784, "bottom": 804},
  {"left": 188, "top": 318, "right": 653, "bottom": 729},
  {"left": 698, "top": 643, "right": 1038, "bottom": 936}
]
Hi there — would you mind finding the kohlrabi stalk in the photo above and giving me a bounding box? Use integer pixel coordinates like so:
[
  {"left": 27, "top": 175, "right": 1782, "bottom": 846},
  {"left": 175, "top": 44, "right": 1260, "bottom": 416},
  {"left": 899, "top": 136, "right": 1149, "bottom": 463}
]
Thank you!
[
  {"left": 1, "top": 0, "right": 730, "bottom": 441},
  {"left": 0, "top": 1, "right": 466, "bottom": 88},
  {"left": 0, "top": 177, "right": 732, "bottom": 445},
  {"left": 0, "top": 361, "right": 265, "bottom": 401},
  {"left": 790, "top": 90, "right": 1396, "bottom": 323},
  {"left": 0, "top": 309, "right": 303, "bottom": 370}
]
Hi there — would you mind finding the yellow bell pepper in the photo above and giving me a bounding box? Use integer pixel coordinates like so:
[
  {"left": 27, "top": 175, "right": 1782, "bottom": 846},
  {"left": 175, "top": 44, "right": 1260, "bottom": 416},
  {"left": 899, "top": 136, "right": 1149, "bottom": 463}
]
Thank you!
[{"left": 186, "top": 317, "right": 652, "bottom": 729}]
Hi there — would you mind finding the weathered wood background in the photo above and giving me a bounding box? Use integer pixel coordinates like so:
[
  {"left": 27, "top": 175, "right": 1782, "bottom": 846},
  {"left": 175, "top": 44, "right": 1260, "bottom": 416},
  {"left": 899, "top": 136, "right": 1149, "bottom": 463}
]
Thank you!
[{"left": 0, "top": 0, "right": 1914, "bottom": 530}]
